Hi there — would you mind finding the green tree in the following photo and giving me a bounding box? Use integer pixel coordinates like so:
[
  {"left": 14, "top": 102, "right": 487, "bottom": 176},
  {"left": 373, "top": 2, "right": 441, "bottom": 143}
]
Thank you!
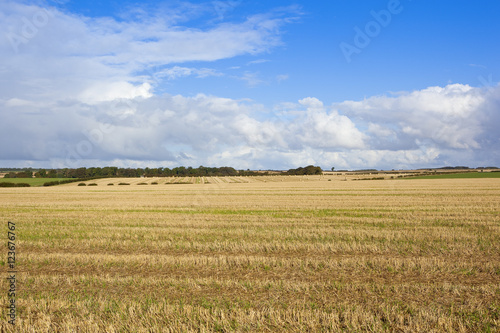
[
  {"left": 34, "top": 169, "right": 47, "bottom": 178},
  {"left": 15, "top": 171, "right": 33, "bottom": 178}
]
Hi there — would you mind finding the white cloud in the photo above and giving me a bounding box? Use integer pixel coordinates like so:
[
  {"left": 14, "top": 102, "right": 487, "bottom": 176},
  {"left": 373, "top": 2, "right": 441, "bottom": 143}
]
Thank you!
[
  {"left": 299, "top": 97, "right": 324, "bottom": 110},
  {"left": 295, "top": 109, "right": 366, "bottom": 150},
  {"left": 246, "top": 59, "right": 270, "bottom": 65},
  {"left": 239, "top": 71, "right": 264, "bottom": 87},
  {"left": 3, "top": 83, "right": 498, "bottom": 170},
  {"left": 338, "top": 83, "right": 489, "bottom": 150},
  {"left": 0, "top": 1, "right": 297, "bottom": 105},
  {"left": 5, "top": 98, "right": 37, "bottom": 107},
  {"left": 1, "top": 78, "right": 499, "bottom": 170},
  {"left": 276, "top": 74, "right": 289, "bottom": 82},
  {"left": 291, "top": 97, "right": 366, "bottom": 150},
  {"left": 79, "top": 82, "right": 153, "bottom": 104},
  {"left": 154, "top": 66, "right": 222, "bottom": 80},
  {"left": 469, "top": 63, "right": 487, "bottom": 69},
  {"left": 0, "top": 92, "right": 368, "bottom": 168},
  {"left": 368, "top": 123, "right": 394, "bottom": 138}
]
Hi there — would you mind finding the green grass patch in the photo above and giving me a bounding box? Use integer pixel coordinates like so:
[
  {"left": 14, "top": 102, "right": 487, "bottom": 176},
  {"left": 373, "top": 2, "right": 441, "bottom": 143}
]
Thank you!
[
  {"left": 0, "top": 178, "right": 72, "bottom": 186},
  {"left": 408, "top": 172, "right": 500, "bottom": 179}
]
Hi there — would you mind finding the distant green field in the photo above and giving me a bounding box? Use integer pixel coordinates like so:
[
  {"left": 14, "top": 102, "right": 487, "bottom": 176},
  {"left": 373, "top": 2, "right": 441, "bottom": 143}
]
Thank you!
[
  {"left": 409, "top": 172, "right": 500, "bottom": 179},
  {"left": 0, "top": 178, "right": 71, "bottom": 186}
]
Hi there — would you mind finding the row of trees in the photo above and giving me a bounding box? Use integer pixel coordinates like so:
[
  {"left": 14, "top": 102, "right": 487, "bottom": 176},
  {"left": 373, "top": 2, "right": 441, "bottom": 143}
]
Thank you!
[
  {"left": 4, "top": 171, "right": 34, "bottom": 178},
  {"left": 3, "top": 166, "right": 271, "bottom": 179}
]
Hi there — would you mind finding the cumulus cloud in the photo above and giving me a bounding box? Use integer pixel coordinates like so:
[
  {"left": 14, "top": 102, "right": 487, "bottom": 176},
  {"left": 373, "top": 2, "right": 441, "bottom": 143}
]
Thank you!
[
  {"left": 289, "top": 98, "right": 367, "bottom": 150},
  {"left": 0, "top": 92, "right": 370, "bottom": 169},
  {"left": 338, "top": 84, "right": 490, "bottom": 150},
  {"left": 3, "top": 82, "right": 499, "bottom": 170},
  {"left": 2, "top": 72, "right": 499, "bottom": 170}
]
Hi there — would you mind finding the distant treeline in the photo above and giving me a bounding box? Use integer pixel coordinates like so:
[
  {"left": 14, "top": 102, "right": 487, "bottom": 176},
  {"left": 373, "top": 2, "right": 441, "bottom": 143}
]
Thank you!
[
  {"left": 418, "top": 166, "right": 499, "bottom": 170},
  {"left": 3, "top": 166, "right": 247, "bottom": 178},
  {"left": 4, "top": 165, "right": 500, "bottom": 179},
  {"left": 4, "top": 171, "right": 35, "bottom": 178},
  {"left": 2, "top": 165, "right": 325, "bottom": 179}
]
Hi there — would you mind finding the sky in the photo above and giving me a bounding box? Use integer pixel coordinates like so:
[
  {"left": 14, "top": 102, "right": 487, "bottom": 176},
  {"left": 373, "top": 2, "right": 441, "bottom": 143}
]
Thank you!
[{"left": 1, "top": 0, "right": 499, "bottom": 171}]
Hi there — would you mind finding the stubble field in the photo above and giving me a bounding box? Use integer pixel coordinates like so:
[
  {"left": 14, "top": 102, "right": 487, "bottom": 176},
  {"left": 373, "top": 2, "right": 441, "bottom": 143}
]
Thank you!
[{"left": 1, "top": 175, "right": 499, "bottom": 332}]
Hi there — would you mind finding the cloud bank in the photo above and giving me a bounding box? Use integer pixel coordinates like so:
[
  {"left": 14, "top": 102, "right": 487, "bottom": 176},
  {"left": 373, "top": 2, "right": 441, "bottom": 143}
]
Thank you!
[{"left": 2, "top": 83, "right": 498, "bottom": 170}]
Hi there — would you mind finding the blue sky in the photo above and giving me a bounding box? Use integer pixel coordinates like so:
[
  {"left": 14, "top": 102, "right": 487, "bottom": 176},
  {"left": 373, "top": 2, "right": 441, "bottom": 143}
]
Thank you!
[{"left": 1, "top": 0, "right": 499, "bottom": 170}]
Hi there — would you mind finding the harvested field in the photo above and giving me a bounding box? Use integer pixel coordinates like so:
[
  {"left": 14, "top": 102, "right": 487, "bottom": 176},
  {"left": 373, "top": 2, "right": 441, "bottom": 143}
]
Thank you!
[{"left": 1, "top": 177, "right": 499, "bottom": 332}]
